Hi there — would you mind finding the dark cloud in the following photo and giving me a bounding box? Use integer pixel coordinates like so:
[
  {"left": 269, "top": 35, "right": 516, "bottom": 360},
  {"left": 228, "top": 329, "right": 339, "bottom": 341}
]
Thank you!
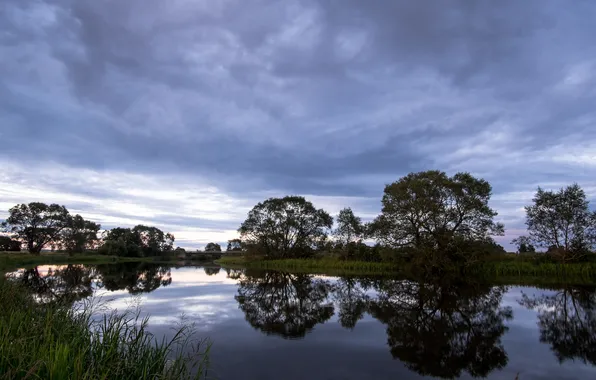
[{"left": 1, "top": 0, "right": 596, "bottom": 247}]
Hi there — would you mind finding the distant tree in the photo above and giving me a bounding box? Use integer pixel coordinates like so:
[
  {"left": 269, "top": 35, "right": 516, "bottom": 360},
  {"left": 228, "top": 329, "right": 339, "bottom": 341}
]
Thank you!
[
  {"left": 205, "top": 242, "right": 222, "bottom": 252},
  {"left": 61, "top": 214, "right": 101, "bottom": 254},
  {"left": 204, "top": 267, "right": 221, "bottom": 276},
  {"left": 370, "top": 171, "right": 504, "bottom": 252},
  {"left": 99, "top": 228, "right": 142, "bottom": 257},
  {"left": 524, "top": 184, "right": 596, "bottom": 261},
  {"left": 239, "top": 196, "right": 333, "bottom": 258},
  {"left": 1, "top": 202, "right": 70, "bottom": 254},
  {"left": 0, "top": 236, "right": 21, "bottom": 251},
  {"left": 511, "top": 236, "right": 535, "bottom": 254},
  {"left": 226, "top": 239, "right": 243, "bottom": 251},
  {"left": 132, "top": 225, "right": 175, "bottom": 256},
  {"left": 333, "top": 207, "right": 364, "bottom": 245}
]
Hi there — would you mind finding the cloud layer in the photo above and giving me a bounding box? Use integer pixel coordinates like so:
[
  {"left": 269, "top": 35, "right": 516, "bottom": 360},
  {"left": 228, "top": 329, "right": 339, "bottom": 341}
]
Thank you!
[{"left": 2, "top": 0, "right": 595, "bottom": 249}]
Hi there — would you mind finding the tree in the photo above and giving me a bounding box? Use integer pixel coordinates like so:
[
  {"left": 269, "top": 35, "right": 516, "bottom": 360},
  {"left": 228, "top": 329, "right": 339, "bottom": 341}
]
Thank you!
[
  {"left": 99, "top": 228, "right": 142, "bottom": 257},
  {"left": 239, "top": 196, "right": 333, "bottom": 258},
  {"left": 61, "top": 214, "right": 101, "bottom": 254},
  {"left": 1, "top": 203, "right": 70, "bottom": 254},
  {"left": 205, "top": 242, "right": 222, "bottom": 252},
  {"left": 370, "top": 170, "right": 504, "bottom": 252},
  {"left": 133, "top": 225, "right": 175, "bottom": 256},
  {"left": 524, "top": 184, "right": 596, "bottom": 261},
  {"left": 333, "top": 207, "right": 364, "bottom": 245},
  {"left": 511, "top": 236, "right": 535, "bottom": 254},
  {"left": 226, "top": 239, "right": 243, "bottom": 251},
  {"left": 0, "top": 236, "right": 21, "bottom": 251}
]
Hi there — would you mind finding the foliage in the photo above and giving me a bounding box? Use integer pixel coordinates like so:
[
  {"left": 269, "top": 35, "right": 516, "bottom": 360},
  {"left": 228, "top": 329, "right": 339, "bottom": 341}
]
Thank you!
[
  {"left": 0, "top": 278, "right": 210, "bottom": 379},
  {"left": 522, "top": 184, "right": 596, "bottom": 262},
  {"left": 226, "top": 239, "right": 243, "bottom": 251},
  {"left": 133, "top": 225, "right": 175, "bottom": 256},
  {"left": 61, "top": 214, "right": 101, "bottom": 254},
  {"left": 511, "top": 236, "right": 536, "bottom": 253},
  {"left": 1, "top": 202, "right": 71, "bottom": 254},
  {"left": 370, "top": 171, "right": 504, "bottom": 253},
  {"left": 238, "top": 196, "right": 333, "bottom": 259},
  {"left": 333, "top": 207, "right": 364, "bottom": 245},
  {"left": 0, "top": 236, "right": 20, "bottom": 252},
  {"left": 205, "top": 242, "right": 222, "bottom": 252},
  {"left": 99, "top": 225, "right": 175, "bottom": 257}
]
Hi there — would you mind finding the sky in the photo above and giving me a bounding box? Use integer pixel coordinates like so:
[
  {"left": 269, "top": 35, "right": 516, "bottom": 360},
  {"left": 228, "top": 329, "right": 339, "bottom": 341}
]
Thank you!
[{"left": 1, "top": 0, "right": 595, "bottom": 250}]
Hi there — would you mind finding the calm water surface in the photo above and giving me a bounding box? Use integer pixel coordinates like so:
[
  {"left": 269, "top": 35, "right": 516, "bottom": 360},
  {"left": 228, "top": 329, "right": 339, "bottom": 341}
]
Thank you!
[{"left": 7, "top": 263, "right": 596, "bottom": 380}]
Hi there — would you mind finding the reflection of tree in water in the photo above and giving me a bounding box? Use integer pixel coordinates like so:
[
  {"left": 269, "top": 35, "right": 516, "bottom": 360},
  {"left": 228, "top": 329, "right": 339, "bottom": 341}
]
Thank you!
[
  {"left": 520, "top": 285, "right": 596, "bottom": 365},
  {"left": 235, "top": 270, "right": 334, "bottom": 338},
  {"left": 368, "top": 279, "right": 512, "bottom": 379},
  {"left": 203, "top": 267, "right": 221, "bottom": 276},
  {"left": 95, "top": 263, "right": 172, "bottom": 294},
  {"left": 332, "top": 277, "right": 369, "bottom": 329},
  {"left": 10, "top": 265, "right": 94, "bottom": 304}
]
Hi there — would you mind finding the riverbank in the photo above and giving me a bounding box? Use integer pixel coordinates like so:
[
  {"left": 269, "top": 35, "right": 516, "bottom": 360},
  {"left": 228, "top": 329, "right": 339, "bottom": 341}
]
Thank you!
[
  {"left": 216, "top": 256, "right": 596, "bottom": 281},
  {"left": 0, "top": 277, "right": 209, "bottom": 379}
]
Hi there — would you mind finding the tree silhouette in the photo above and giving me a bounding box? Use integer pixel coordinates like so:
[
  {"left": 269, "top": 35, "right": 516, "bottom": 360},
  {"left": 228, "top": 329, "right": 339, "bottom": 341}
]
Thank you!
[
  {"left": 235, "top": 270, "right": 334, "bottom": 338},
  {"left": 368, "top": 279, "right": 512, "bottom": 378},
  {"left": 203, "top": 267, "right": 221, "bottom": 276},
  {"left": 520, "top": 285, "right": 596, "bottom": 365}
]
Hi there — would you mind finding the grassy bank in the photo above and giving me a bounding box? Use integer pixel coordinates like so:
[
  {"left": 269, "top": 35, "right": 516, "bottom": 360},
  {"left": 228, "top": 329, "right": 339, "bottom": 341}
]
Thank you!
[
  {"left": 0, "top": 252, "right": 182, "bottom": 271},
  {"left": 216, "top": 256, "right": 596, "bottom": 281},
  {"left": 216, "top": 256, "right": 400, "bottom": 276},
  {"left": 0, "top": 278, "right": 209, "bottom": 379}
]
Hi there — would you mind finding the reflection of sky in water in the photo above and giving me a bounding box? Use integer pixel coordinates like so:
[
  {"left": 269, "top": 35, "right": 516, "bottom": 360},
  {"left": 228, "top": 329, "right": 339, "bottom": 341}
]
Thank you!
[{"left": 13, "top": 266, "right": 596, "bottom": 380}]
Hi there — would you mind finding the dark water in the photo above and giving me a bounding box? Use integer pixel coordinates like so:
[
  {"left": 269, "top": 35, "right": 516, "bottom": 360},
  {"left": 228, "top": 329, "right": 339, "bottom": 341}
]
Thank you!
[{"left": 7, "top": 263, "right": 596, "bottom": 380}]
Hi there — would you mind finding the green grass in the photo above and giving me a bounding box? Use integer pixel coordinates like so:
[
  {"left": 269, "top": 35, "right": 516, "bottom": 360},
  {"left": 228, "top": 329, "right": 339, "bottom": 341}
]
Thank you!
[
  {"left": 0, "top": 278, "right": 210, "bottom": 379},
  {"left": 216, "top": 256, "right": 596, "bottom": 282},
  {"left": 216, "top": 256, "right": 400, "bottom": 276}
]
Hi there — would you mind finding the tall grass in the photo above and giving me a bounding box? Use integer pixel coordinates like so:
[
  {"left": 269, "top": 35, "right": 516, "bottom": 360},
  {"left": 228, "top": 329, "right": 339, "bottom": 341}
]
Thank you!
[
  {"left": 216, "top": 256, "right": 399, "bottom": 275},
  {"left": 0, "top": 279, "right": 210, "bottom": 379}
]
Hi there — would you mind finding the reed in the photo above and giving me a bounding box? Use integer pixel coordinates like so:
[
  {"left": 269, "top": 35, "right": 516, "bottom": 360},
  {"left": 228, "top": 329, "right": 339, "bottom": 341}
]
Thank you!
[{"left": 0, "top": 279, "right": 210, "bottom": 379}]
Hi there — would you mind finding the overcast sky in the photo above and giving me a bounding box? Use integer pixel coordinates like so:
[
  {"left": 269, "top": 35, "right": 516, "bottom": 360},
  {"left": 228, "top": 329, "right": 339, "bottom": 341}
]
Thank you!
[{"left": 1, "top": 0, "right": 595, "bottom": 249}]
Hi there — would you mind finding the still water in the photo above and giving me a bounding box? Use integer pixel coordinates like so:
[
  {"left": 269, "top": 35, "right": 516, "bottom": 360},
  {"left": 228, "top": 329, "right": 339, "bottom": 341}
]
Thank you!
[{"left": 7, "top": 263, "right": 596, "bottom": 380}]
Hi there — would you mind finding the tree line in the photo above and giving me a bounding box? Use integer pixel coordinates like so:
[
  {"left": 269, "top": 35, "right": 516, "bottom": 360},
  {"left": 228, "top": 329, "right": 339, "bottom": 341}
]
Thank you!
[
  {"left": 237, "top": 170, "right": 596, "bottom": 265},
  {"left": 0, "top": 202, "right": 176, "bottom": 257},
  {"left": 2, "top": 170, "right": 595, "bottom": 263}
]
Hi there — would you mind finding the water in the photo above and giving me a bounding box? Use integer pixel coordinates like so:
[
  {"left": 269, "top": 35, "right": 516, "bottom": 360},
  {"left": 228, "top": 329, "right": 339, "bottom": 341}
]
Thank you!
[{"left": 7, "top": 263, "right": 596, "bottom": 379}]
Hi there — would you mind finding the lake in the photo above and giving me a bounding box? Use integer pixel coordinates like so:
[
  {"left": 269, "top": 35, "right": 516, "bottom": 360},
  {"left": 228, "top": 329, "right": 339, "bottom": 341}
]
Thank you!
[{"left": 6, "top": 263, "right": 596, "bottom": 380}]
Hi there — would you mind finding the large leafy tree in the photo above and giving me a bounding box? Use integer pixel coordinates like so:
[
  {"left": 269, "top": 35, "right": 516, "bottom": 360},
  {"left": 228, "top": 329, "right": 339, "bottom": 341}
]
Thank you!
[
  {"left": 61, "top": 214, "right": 101, "bottom": 254},
  {"left": 239, "top": 196, "right": 333, "bottom": 258},
  {"left": 133, "top": 225, "right": 175, "bottom": 256},
  {"left": 370, "top": 170, "right": 504, "bottom": 251},
  {"left": 1, "top": 202, "right": 70, "bottom": 254},
  {"left": 522, "top": 184, "right": 596, "bottom": 261},
  {"left": 205, "top": 242, "right": 222, "bottom": 252},
  {"left": 100, "top": 226, "right": 174, "bottom": 257},
  {"left": 333, "top": 207, "right": 364, "bottom": 245}
]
